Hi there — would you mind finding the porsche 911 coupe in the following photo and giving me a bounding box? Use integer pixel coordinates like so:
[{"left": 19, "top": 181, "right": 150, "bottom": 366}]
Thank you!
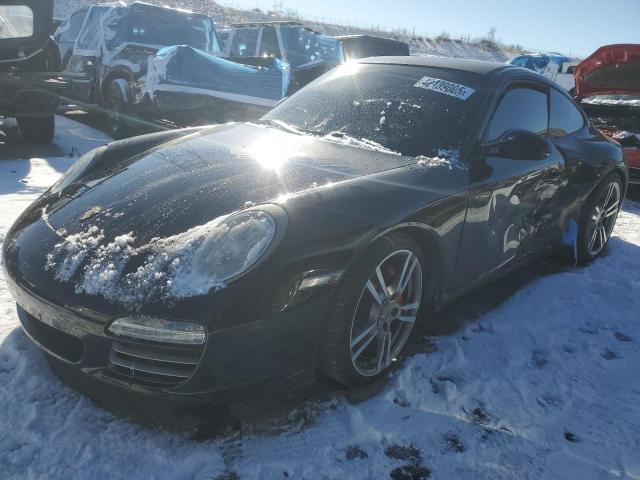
[{"left": 2, "top": 56, "right": 628, "bottom": 402}]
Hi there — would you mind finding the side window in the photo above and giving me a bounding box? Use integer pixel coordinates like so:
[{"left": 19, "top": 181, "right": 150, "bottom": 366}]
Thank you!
[
  {"left": 487, "top": 87, "right": 548, "bottom": 141},
  {"left": 102, "top": 7, "right": 128, "bottom": 51},
  {"left": 58, "top": 9, "right": 87, "bottom": 43},
  {"left": 549, "top": 88, "right": 585, "bottom": 137},
  {"left": 229, "top": 28, "right": 258, "bottom": 57},
  {"left": 510, "top": 56, "right": 527, "bottom": 67},
  {"left": 259, "top": 27, "right": 280, "bottom": 58},
  {"left": 75, "top": 6, "right": 109, "bottom": 52}
]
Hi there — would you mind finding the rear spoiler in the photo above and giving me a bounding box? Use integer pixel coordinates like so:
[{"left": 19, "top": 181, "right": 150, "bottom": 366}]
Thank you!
[{"left": 0, "top": 0, "right": 54, "bottom": 63}]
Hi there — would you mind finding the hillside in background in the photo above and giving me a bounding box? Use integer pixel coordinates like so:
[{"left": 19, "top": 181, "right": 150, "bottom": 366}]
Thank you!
[{"left": 54, "top": 0, "right": 523, "bottom": 62}]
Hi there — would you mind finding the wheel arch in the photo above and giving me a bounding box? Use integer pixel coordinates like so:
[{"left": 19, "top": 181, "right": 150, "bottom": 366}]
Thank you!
[
  {"left": 583, "top": 167, "right": 628, "bottom": 211},
  {"left": 364, "top": 223, "right": 445, "bottom": 310},
  {"left": 101, "top": 68, "right": 135, "bottom": 103},
  {"left": 612, "top": 166, "right": 629, "bottom": 199}
]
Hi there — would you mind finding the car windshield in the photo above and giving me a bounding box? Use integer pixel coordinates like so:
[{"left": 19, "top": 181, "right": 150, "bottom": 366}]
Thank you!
[{"left": 264, "top": 63, "right": 487, "bottom": 158}]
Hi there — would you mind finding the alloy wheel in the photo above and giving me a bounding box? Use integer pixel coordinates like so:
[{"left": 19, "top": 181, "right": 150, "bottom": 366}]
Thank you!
[
  {"left": 349, "top": 249, "right": 422, "bottom": 377},
  {"left": 587, "top": 181, "right": 621, "bottom": 257}
]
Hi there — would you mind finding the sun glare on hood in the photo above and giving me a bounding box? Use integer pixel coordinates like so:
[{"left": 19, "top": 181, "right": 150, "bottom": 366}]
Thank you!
[{"left": 248, "top": 134, "right": 296, "bottom": 171}]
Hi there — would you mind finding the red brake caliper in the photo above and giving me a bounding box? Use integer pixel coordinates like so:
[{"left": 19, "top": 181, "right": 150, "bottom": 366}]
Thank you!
[{"left": 385, "top": 262, "right": 404, "bottom": 304}]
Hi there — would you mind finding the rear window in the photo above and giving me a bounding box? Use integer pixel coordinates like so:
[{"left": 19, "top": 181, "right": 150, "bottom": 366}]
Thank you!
[
  {"left": 265, "top": 63, "right": 487, "bottom": 158},
  {"left": 549, "top": 88, "right": 585, "bottom": 137},
  {"left": 229, "top": 27, "right": 258, "bottom": 57},
  {"left": 75, "top": 5, "right": 110, "bottom": 51}
]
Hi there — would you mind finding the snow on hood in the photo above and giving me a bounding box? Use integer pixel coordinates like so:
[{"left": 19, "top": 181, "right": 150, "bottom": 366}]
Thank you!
[
  {"left": 45, "top": 210, "right": 274, "bottom": 308},
  {"left": 416, "top": 149, "right": 467, "bottom": 170}
]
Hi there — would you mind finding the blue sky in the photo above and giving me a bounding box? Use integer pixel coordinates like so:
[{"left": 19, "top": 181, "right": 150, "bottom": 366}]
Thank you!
[{"left": 221, "top": 0, "right": 640, "bottom": 57}]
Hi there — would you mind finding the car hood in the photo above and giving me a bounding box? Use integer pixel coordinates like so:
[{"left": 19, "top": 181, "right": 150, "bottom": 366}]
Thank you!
[
  {"left": 574, "top": 44, "right": 640, "bottom": 98},
  {"left": 5, "top": 122, "right": 417, "bottom": 309},
  {"left": 38, "top": 122, "right": 415, "bottom": 242}
]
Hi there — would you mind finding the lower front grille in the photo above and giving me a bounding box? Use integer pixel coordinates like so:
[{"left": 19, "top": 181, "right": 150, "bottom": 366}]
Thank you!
[{"left": 108, "top": 340, "right": 204, "bottom": 386}]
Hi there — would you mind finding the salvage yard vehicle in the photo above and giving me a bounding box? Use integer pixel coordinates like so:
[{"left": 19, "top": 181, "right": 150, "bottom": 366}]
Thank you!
[
  {"left": 337, "top": 34, "right": 410, "bottom": 61},
  {"left": 509, "top": 52, "right": 576, "bottom": 91},
  {"left": 136, "top": 22, "right": 410, "bottom": 128},
  {"left": 0, "top": 0, "right": 63, "bottom": 142},
  {"left": 220, "top": 22, "right": 409, "bottom": 94},
  {"left": 2, "top": 57, "right": 628, "bottom": 403},
  {"left": 55, "top": 2, "right": 220, "bottom": 137},
  {"left": 574, "top": 44, "right": 640, "bottom": 185},
  {"left": 223, "top": 22, "right": 344, "bottom": 96}
]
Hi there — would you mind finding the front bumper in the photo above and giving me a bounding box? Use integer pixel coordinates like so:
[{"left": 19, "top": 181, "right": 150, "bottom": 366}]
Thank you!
[{"left": 7, "top": 272, "right": 325, "bottom": 404}]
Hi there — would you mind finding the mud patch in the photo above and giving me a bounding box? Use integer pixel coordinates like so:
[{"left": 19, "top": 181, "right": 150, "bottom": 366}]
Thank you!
[
  {"left": 385, "top": 443, "right": 430, "bottom": 480},
  {"left": 614, "top": 332, "right": 632, "bottom": 342},
  {"left": 390, "top": 464, "right": 431, "bottom": 480},
  {"left": 531, "top": 349, "right": 548, "bottom": 369},
  {"left": 385, "top": 444, "right": 422, "bottom": 463},
  {"left": 564, "top": 431, "right": 578, "bottom": 443},
  {"left": 345, "top": 445, "right": 368, "bottom": 460},
  {"left": 443, "top": 433, "right": 465, "bottom": 453}
]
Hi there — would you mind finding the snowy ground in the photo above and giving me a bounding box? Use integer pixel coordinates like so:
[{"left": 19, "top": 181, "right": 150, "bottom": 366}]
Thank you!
[{"left": 1, "top": 116, "right": 639, "bottom": 479}]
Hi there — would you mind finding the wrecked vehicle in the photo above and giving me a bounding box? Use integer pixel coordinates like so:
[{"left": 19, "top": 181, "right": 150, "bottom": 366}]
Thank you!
[
  {"left": 220, "top": 23, "right": 409, "bottom": 94},
  {"left": 0, "top": 0, "right": 63, "bottom": 142},
  {"left": 2, "top": 57, "right": 627, "bottom": 403},
  {"left": 54, "top": 2, "right": 220, "bottom": 137},
  {"left": 509, "top": 52, "right": 577, "bottom": 91},
  {"left": 574, "top": 44, "right": 640, "bottom": 185},
  {"left": 338, "top": 34, "right": 410, "bottom": 61},
  {"left": 222, "top": 22, "right": 344, "bottom": 95},
  {"left": 138, "top": 45, "right": 290, "bottom": 125},
  {"left": 136, "top": 22, "right": 410, "bottom": 126}
]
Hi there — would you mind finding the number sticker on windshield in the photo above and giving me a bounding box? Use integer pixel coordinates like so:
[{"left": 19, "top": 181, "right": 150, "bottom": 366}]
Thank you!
[{"left": 414, "top": 76, "right": 476, "bottom": 100}]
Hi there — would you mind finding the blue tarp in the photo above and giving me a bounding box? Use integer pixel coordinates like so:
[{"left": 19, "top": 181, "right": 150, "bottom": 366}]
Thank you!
[{"left": 145, "top": 45, "right": 290, "bottom": 105}]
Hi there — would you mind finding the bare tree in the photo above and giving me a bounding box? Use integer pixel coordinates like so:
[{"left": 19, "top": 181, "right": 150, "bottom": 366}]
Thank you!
[{"left": 487, "top": 26, "right": 497, "bottom": 43}]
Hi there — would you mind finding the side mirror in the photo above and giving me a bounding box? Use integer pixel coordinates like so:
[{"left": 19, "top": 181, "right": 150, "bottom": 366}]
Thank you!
[{"left": 481, "top": 129, "right": 551, "bottom": 160}]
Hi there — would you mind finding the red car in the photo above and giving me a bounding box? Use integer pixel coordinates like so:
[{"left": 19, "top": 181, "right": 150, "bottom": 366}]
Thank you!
[{"left": 574, "top": 44, "right": 640, "bottom": 184}]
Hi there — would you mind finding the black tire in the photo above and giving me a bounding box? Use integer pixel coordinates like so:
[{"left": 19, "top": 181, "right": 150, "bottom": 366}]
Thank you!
[
  {"left": 17, "top": 114, "right": 55, "bottom": 143},
  {"left": 577, "top": 172, "right": 623, "bottom": 264},
  {"left": 105, "top": 80, "right": 132, "bottom": 139},
  {"left": 320, "top": 233, "right": 426, "bottom": 387}
]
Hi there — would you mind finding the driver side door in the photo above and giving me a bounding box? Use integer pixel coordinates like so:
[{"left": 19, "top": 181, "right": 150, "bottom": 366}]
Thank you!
[{"left": 452, "top": 83, "right": 565, "bottom": 291}]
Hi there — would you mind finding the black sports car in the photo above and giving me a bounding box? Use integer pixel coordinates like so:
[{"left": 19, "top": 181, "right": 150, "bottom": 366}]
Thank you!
[{"left": 2, "top": 57, "right": 628, "bottom": 403}]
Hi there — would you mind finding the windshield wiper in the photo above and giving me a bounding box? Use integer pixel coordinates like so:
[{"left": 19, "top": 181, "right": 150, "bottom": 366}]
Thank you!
[
  {"left": 320, "top": 131, "right": 400, "bottom": 155},
  {"left": 261, "top": 119, "right": 307, "bottom": 135}
]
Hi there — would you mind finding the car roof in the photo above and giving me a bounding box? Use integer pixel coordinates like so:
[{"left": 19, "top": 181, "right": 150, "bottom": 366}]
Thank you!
[{"left": 358, "top": 55, "right": 518, "bottom": 76}]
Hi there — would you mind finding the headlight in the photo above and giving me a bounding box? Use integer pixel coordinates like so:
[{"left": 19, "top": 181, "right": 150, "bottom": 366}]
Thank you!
[
  {"left": 49, "top": 145, "right": 107, "bottom": 194},
  {"left": 191, "top": 209, "right": 276, "bottom": 283},
  {"left": 108, "top": 316, "right": 205, "bottom": 345}
]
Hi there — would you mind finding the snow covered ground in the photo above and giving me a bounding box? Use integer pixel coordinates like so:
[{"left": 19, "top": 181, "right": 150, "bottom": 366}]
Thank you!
[{"left": 1, "top": 116, "right": 640, "bottom": 479}]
